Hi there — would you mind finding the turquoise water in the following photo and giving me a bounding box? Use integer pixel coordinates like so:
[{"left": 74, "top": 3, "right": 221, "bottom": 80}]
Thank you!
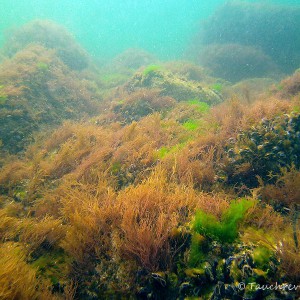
[
  {"left": 0, "top": 0, "right": 225, "bottom": 60},
  {"left": 1, "top": 0, "right": 299, "bottom": 60}
]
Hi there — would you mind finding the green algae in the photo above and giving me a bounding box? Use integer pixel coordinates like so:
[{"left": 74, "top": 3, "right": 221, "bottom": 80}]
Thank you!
[
  {"left": 182, "top": 119, "right": 199, "bottom": 131},
  {"left": 187, "top": 99, "right": 210, "bottom": 113},
  {"left": 143, "top": 64, "right": 162, "bottom": 76},
  {"left": 193, "top": 199, "right": 255, "bottom": 243},
  {"left": 155, "top": 142, "right": 187, "bottom": 159}
]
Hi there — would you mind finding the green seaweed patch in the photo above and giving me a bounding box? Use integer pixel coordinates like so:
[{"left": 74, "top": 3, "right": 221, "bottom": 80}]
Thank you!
[
  {"left": 187, "top": 99, "right": 210, "bottom": 113},
  {"left": 277, "top": 84, "right": 284, "bottom": 91},
  {"left": 37, "top": 62, "right": 49, "bottom": 71},
  {"left": 143, "top": 64, "right": 161, "bottom": 76},
  {"left": 210, "top": 83, "right": 223, "bottom": 92},
  {"left": 193, "top": 198, "right": 255, "bottom": 243},
  {"left": 230, "top": 260, "right": 243, "bottom": 282},
  {"left": 188, "top": 233, "right": 208, "bottom": 267},
  {"left": 156, "top": 146, "right": 169, "bottom": 159},
  {"left": 0, "top": 94, "right": 7, "bottom": 105},
  {"left": 293, "top": 106, "right": 300, "bottom": 113},
  {"left": 182, "top": 119, "right": 200, "bottom": 131},
  {"left": 155, "top": 142, "right": 186, "bottom": 159}
]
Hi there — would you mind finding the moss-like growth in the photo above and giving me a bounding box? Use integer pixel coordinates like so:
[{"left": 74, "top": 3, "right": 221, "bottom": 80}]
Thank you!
[
  {"left": 0, "top": 94, "right": 7, "bottom": 105},
  {"left": 155, "top": 142, "right": 186, "bottom": 160},
  {"left": 188, "top": 233, "right": 207, "bottom": 267},
  {"left": 0, "top": 85, "right": 7, "bottom": 105},
  {"left": 31, "top": 249, "right": 70, "bottom": 288},
  {"left": 210, "top": 83, "right": 223, "bottom": 93},
  {"left": 36, "top": 62, "right": 49, "bottom": 71}
]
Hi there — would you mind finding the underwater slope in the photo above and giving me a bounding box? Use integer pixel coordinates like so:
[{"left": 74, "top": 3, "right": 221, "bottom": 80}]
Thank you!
[{"left": 0, "top": 16, "right": 300, "bottom": 300}]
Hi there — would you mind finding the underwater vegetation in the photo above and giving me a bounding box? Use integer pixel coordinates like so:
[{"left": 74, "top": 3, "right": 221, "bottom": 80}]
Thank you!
[
  {"left": 192, "top": 1, "right": 300, "bottom": 81},
  {"left": 111, "top": 88, "right": 176, "bottom": 123},
  {"left": 192, "top": 198, "right": 255, "bottom": 244},
  {"left": 0, "top": 7, "right": 300, "bottom": 300}
]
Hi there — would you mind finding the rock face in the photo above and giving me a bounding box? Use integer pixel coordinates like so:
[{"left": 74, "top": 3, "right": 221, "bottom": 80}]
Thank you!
[{"left": 123, "top": 67, "right": 223, "bottom": 104}]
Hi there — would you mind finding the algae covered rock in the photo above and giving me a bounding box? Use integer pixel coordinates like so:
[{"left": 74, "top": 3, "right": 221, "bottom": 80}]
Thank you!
[
  {"left": 0, "top": 44, "right": 100, "bottom": 153},
  {"left": 274, "top": 69, "right": 300, "bottom": 98},
  {"left": 193, "top": 1, "right": 300, "bottom": 74},
  {"left": 2, "top": 20, "right": 90, "bottom": 70},
  {"left": 197, "top": 43, "right": 279, "bottom": 83},
  {"left": 162, "top": 60, "right": 213, "bottom": 83},
  {"left": 123, "top": 66, "right": 223, "bottom": 104}
]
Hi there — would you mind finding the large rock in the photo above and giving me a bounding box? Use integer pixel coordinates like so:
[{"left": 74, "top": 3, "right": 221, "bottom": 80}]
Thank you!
[
  {"left": 0, "top": 44, "right": 100, "bottom": 153},
  {"left": 2, "top": 20, "right": 90, "bottom": 71},
  {"left": 191, "top": 1, "right": 300, "bottom": 77},
  {"left": 122, "top": 66, "right": 223, "bottom": 104}
]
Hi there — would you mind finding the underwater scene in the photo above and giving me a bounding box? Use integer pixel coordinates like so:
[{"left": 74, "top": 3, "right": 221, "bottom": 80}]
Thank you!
[{"left": 0, "top": 0, "right": 300, "bottom": 299}]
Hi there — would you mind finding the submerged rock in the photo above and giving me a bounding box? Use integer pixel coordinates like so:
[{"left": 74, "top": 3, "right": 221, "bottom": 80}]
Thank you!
[
  {"left": 0, "top": 44, "right": 100, "bottom": 153},
  {"left": 123, "top": 67, "right": 223, "bottom": 104},
  {"left": 2, "top": 20, "right": 90, "bottom": 71}
]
